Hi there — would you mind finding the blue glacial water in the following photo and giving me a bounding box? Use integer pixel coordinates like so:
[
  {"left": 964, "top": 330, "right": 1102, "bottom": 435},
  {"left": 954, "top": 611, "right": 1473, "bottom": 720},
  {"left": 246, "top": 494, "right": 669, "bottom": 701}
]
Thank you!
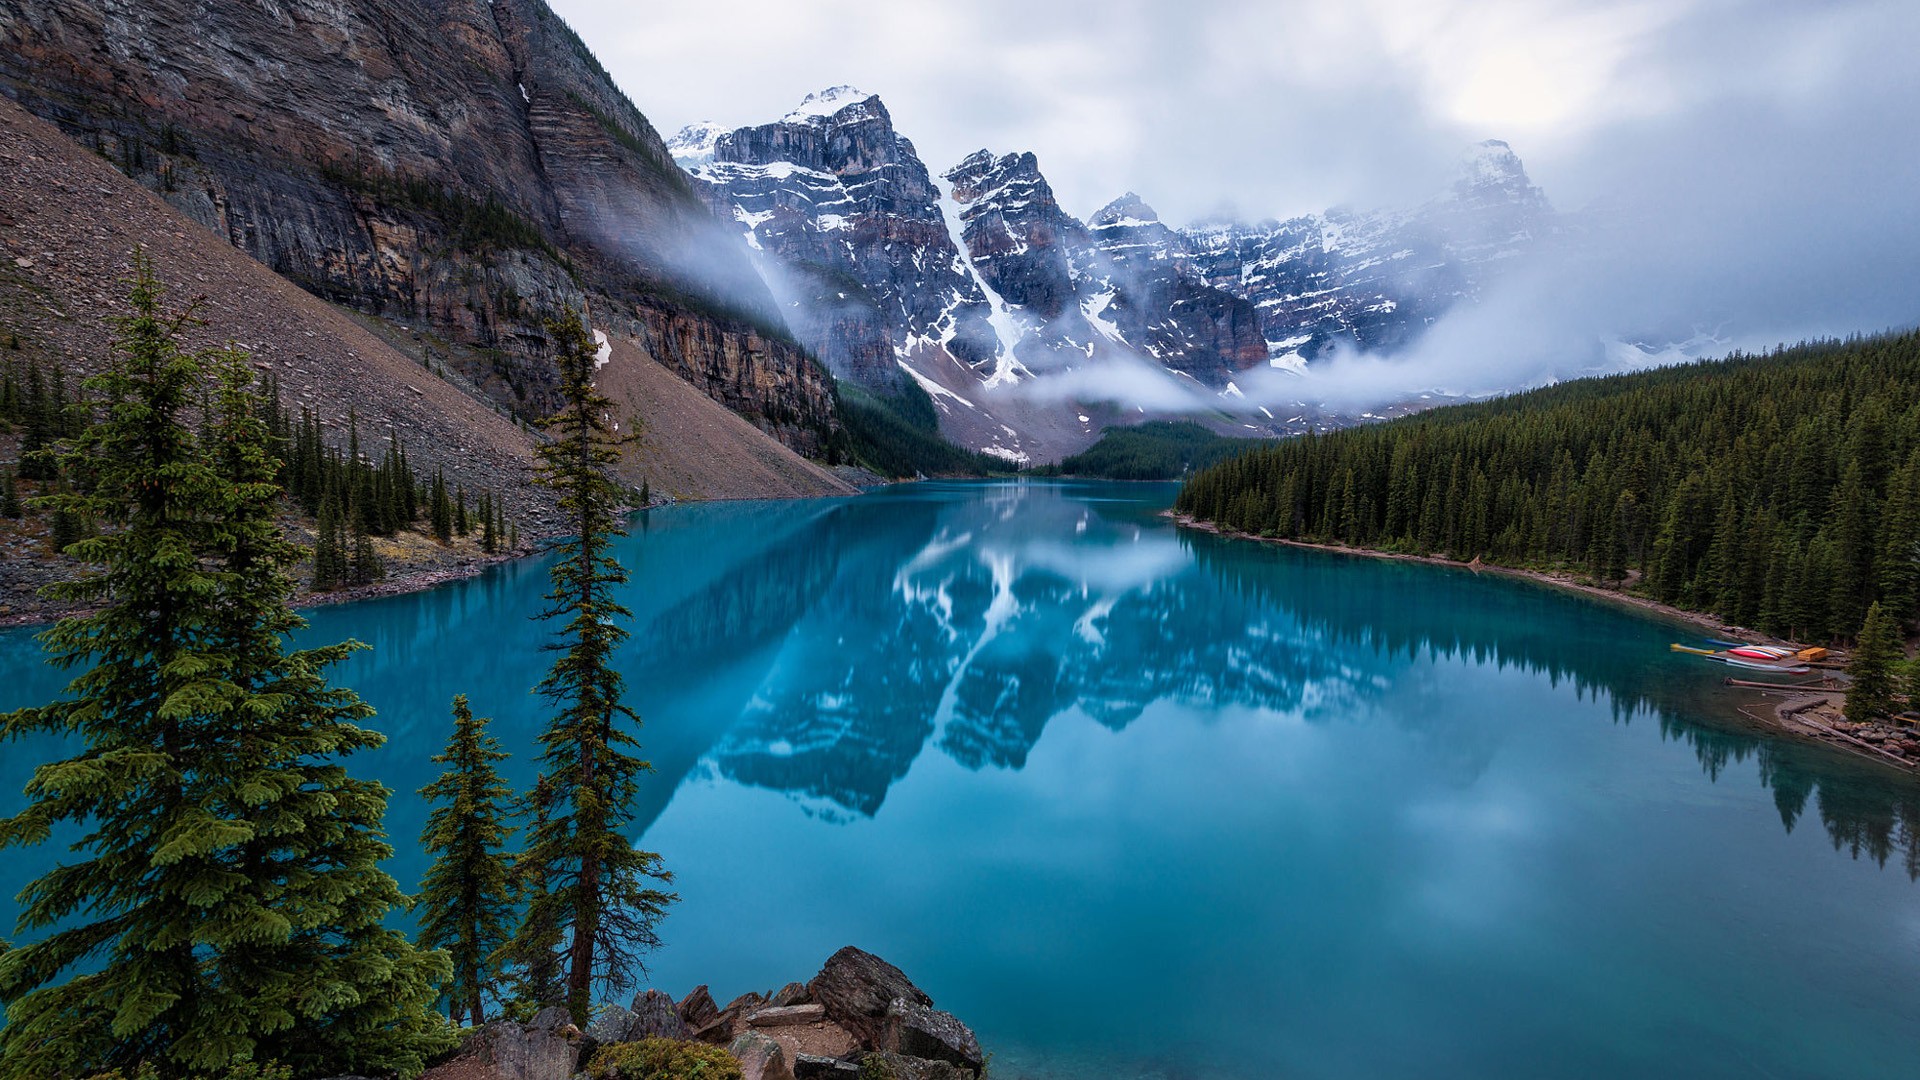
[{"left": 3, "top": 480, "right": 1919, "bottom": 1079}]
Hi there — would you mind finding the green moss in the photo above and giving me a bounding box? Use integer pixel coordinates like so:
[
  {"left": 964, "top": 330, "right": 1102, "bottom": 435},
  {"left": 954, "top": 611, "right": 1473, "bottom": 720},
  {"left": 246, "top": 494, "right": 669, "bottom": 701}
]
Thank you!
[{"left": 585, "top": 1038, "right": 744, "bottom": 1080}]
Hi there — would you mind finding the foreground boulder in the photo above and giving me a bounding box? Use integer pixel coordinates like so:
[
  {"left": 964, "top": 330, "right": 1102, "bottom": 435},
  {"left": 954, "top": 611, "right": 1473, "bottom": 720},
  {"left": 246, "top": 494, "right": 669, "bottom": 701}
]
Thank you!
[
  {"left": 881, "top": 998, "right": 983, "bottom": 1072},
  {"left": 425, "top": 1006, "right": 587, "bottom": 1080},
  {"left": 729, "top": 1030, "right": 797, "bottom": 1080},
  {"left": 589, "top": 989, "right": 692, "bottom": 1044},
  {"left": 807, "top": 947, "right": 935, "bottom": 1046}
]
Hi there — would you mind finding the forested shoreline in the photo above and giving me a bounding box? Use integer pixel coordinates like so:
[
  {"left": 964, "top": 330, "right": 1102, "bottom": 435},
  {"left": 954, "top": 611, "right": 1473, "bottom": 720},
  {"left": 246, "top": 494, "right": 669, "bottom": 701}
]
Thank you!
[{"left": 1175, "top": 332, "right": 1920, "bottom": 645}]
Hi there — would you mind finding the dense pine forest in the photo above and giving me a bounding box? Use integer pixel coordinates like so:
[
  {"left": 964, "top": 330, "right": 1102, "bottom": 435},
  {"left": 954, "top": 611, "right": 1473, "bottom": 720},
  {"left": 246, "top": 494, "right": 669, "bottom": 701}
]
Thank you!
[{"left": 1175, "top": 332, "right": 1920, "bottom": 644}]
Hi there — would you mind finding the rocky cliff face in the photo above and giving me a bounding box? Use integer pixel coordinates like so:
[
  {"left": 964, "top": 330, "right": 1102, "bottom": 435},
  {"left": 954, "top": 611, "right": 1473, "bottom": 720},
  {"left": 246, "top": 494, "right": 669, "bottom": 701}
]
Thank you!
[
  {"left": 0, "top": 0, "right": 841, "bottom": 456},
  {"left": 676, "top": 88, "right": 1003, "bottom": 394}
]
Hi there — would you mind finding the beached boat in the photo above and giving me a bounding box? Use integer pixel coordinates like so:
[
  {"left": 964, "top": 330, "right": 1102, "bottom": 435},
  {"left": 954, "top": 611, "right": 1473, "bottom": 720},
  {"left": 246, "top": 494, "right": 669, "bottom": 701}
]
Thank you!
[{"left": 1670, "top": 642, "right": 1813, "bottom": 674}]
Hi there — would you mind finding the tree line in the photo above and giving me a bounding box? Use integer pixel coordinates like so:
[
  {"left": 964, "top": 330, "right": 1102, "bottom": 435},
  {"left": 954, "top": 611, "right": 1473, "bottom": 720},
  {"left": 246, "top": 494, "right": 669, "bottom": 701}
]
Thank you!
[
  {"left": 1175, "top": 332, "right": 1920, "bottom": 654},
  {"left": 0, "top": 257, "right": 669, "bottom": 1079},
  {"left": 3, "top": 349, "right": 520, "bottom": 593}
]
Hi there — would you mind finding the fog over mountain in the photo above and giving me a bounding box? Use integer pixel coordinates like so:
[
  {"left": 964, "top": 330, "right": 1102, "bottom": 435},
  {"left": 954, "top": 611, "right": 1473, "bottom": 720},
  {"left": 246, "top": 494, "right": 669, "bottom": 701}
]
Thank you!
[{"left": 550, "top": 0, "right": 1920, "bottom": 418}]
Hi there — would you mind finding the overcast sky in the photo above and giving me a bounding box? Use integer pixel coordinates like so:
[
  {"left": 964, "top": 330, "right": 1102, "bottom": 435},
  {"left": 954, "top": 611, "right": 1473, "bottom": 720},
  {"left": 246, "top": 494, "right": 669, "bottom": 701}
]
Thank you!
[
  {"left": 552, "top": 0, "right": 1918, "bottom": 223},
  {"left": 552, "top": 0, "right": 1920, "bottom": 394}
]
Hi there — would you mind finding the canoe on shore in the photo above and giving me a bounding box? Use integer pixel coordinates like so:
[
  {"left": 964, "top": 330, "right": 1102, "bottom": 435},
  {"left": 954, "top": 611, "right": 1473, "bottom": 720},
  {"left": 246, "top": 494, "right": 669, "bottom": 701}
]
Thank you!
[{"left": 1671, "top": 642, "right": 1813, "bottom": 674}]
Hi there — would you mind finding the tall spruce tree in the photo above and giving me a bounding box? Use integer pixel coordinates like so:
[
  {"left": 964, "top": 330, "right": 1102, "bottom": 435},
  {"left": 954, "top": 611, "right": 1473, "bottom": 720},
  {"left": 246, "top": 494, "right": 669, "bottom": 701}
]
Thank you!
[
  {"left": 498, "top": 311, "right": 673, "bottom": 1024},
  {"left": 430, "top": 468, "right": 452, "bottom": 544},
  {"left": 418, "top": 696, "right": 516, "bottom": 1029},
  {"left": 0, "top": 260, "right": 450, "bottom": 1080},
  {"left": 1847, "top": 602, "right": 1903, "bottom": 723},
  {"left": 1, "top": 468, "right": 18, "bottom": 519}
]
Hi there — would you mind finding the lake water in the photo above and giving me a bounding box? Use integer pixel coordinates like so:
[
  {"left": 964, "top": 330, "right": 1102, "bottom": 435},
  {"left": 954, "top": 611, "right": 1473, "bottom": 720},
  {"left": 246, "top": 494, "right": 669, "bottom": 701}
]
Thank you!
[{"left": 4, "top": 480, "right": 1919, "bottom": 1079}]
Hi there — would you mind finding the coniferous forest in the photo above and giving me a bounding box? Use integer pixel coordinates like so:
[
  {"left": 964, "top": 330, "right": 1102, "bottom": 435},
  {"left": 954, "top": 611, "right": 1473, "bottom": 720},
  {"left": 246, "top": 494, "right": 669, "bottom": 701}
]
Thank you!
[{"left": 1175, "top": 332, "right": 1920, "bottom": 644}]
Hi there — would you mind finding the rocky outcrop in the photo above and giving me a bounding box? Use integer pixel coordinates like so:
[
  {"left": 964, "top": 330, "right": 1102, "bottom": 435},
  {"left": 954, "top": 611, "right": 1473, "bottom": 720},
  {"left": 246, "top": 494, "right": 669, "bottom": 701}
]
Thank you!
[
  {"left": 0, "top": 0, "right": 841, "bottom": 455},
  {"left": 879, "top": 998, "right": 983, "bottom": 1072},
  {"left": 432, "top": 1006, "right": 588, "bottom": 1080},
  {"left": 583, "top": 947, "right": 982, "bottom": 1080},
  {"left": 590, "top": 989, "right": 693, "bottom": 1044},
  {"left": 806, "top": 947, "right": 936, "bottom": 1047}
]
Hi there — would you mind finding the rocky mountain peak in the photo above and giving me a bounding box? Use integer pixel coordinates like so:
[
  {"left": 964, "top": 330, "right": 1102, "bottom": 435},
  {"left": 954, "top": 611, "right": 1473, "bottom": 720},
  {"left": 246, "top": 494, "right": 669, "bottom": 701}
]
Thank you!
[
  {"left": 781, "top": 85, "right": 885, "bottom": 125},
  {"left": 1090, "top": 192, "right": 1161, "bottom": 229},
  {"left": 1452, "top": 138, "right": 1550, "bottom": 210},
  {"left": 666, "top": 120, "right": 728, "bottom": 165},
  {"left": 943, "top": 150, "right": 1050, "bottom": 209}
]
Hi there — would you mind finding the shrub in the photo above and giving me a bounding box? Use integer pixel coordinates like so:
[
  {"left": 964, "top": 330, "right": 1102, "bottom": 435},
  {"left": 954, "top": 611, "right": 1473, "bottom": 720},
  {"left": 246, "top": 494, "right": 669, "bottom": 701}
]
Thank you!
[{"left": 585, "top": 1038, "right": 745, "bottom": 1080}]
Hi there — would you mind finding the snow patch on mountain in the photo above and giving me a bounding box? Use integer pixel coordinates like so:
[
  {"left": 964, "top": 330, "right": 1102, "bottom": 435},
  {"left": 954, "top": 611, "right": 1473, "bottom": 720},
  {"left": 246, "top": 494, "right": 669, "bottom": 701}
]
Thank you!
[
  {"left": 666, "top": 121, "right": 727, "bottom": 166},
  {"left": 782, "top": 85, "right": 876, "bottom": 123}
]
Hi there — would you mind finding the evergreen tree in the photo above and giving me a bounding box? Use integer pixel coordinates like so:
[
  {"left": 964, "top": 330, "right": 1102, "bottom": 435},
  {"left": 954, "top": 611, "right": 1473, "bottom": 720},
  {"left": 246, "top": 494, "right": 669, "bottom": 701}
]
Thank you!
[
  {"left": 497, "top": 777, "right": 563, "bottom": 1013},
  {"left": 454, "top": 483, "right": 469, "bottom": 537},
  {"left": 0, "top": 259, "right": 451, "bottom": 1079},
  {"left": 418, "top": 696, "right": 516, "bottom": 1029},
  {"left": 349, "top": 516, "right": 384, "bottom": 587},
  {"left": 312, "top": 496, "right": 347, "bottom": 591},
  {"left": 47, "top": 479, "right": 88, "bottom": 554},
  {"left": 430, "top": 468, "right": 452, "bottom": 544},
  {"left": 197, "top": 349, "right": 451, "bottom": 1075},
  {"left": 479, "top": 490, "right": 497, "bottom": 555},
  {"left": 1847, "top": 602, "right": 1903, "bottom": 723},
  {"left": 17, "top": 358, "right": 54, "bottom": 481},
  {"left": 498, "top": 311, "right": 674, "bottom": 1024},
  {"left": 1, "top": 468, "right": 19, "bottom": 519}
]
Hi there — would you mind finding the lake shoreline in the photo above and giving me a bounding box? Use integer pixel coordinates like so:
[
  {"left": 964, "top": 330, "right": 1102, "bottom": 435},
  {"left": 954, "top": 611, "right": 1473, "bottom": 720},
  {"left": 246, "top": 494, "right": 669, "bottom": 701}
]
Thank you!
[{"left": 1164, "top": 511, "right": 1920, "bottom": 778}]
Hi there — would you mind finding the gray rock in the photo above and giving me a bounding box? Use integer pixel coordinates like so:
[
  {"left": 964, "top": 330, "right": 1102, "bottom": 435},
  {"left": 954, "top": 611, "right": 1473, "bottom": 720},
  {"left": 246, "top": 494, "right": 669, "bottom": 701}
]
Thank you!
[
  {"left": 433, "top": 1006, "right": 586, "bottom": 1080},
  {"left": 586, "top": 1003, "right": 637, "bottom": 1045},
  {"left": 680, "top": 983, "right": 721, "bottom": 1029},
  {"left": 862, "top": 1052, "right": 976, "bottom": 1080},
  {"left": 692, "top": 990, "right": 769, "bottom": 1044},
  {"left": 747, "top": 1004, "right": 827, "bottom": 1028},
  {"left": 627, "top": 988, "right": 693, "bottom": 1040},
  {"left": 792, "top": 1055, "right": 861, "bottom": 1079},
  {"left": 729, "top": 1031, "right": 796, "bottom": 1080},
  {"left": 771, "top": 980, "right": 813, "bottom": 1007},
  {"left": 807, "top": 947, "right": 933, "bottom": 1046},
  {"left": 880, "top": 998, "right": 982, "bottom": 1073}
]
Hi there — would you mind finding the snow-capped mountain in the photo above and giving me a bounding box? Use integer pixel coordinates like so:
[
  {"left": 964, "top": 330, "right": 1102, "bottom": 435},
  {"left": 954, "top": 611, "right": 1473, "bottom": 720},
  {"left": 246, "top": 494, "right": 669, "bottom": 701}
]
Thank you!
[
  {"left": 1184, "top": 140, "right": 1556, "bottom": 369},
  {"left": 677, "top": 89, "right": 1560, "bottom": 460}
]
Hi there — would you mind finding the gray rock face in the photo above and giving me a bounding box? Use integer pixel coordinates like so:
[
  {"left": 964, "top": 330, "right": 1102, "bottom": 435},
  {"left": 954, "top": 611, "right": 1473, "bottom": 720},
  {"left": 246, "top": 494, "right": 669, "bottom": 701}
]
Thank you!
[
  {"left": 807, "top": 946, "right": 935, "bottom": 1047},
  {"left": 0, "top": 0, "right": 843, "bottom": 455},
  {"left": 747, "top": 1004, "right": 827, "bottom": 1027},
  {"left": 880, "top": 998, "right": 983, "bottom": 1072},
  {"left": 863, "top": 1052, "right": 977, "bottom": 1080},
  {"left": 792, "top": 1055, "right": 861, "bottom": 1080},
  {"left": 591, "top": 988, "right": 692, "bottom": 1043},
  {"left": 435, "top": 1006, "right": 586, "bottom": 1080},
  {"left": 730, "top": 1031, "right": 797, "bottom": 1080},
  {"left": 679, "top": 88, "right": 1000, "bottom": 392},
  {"left": 628, "top": 988, "right": 694, "bottom": 1040}
]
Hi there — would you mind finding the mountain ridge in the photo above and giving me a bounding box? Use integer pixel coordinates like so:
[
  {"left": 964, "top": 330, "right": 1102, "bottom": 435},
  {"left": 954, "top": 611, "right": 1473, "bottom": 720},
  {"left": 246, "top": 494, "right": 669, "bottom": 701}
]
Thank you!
[{"left": 681, "top": 89, "right": 1561, "bottom": 461}]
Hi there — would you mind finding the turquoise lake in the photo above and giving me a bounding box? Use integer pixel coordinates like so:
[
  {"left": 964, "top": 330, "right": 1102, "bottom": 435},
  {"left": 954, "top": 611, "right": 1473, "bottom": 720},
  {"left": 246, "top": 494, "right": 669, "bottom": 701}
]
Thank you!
[{"left": 4, "top": 480, "right": 1920, "bottom": 1078}]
